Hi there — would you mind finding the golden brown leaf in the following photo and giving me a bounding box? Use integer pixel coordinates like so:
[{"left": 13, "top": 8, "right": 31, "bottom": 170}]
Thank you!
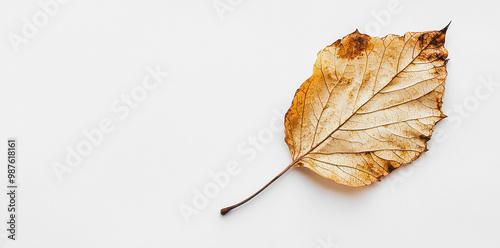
[
  {"left": 284, "top": 26, "right": 449, "bottom": 187},
  {"left": 221, "top": 25, "right": 449, "bottom": 215}
]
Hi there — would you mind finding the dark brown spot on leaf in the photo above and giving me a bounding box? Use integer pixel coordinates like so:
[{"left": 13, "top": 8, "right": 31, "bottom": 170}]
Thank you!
[{"left": 337, "top": 30, "right": 372, "bottom": 59}]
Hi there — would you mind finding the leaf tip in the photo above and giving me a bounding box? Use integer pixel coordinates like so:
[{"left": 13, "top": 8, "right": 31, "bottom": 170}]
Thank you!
[{"left": 441, "top": 21, "right": 451, "bottom": 34}]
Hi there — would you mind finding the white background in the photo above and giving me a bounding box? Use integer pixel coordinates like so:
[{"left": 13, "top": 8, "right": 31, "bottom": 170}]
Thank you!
[{"left": 0, "top": 0, "right": 499, "bottom": 247}]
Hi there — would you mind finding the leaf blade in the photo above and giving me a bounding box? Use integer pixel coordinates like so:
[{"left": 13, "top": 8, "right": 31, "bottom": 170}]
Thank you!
[{"left": 285, "top": 27, "right": 448, "bottom": 187}]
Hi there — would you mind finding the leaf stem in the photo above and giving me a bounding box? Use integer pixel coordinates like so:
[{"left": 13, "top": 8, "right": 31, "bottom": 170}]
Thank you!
[{"left": 220, "top": 162, "right": 295, "bottom": 215}]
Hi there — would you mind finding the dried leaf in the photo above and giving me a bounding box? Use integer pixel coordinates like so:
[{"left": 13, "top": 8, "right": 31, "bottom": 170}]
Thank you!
[
  {"left": 284, "top": 26, "right": 449, "bottom": 187},
  {"left": 221, "top": 25, "right": 449, "bottom": 214}
]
